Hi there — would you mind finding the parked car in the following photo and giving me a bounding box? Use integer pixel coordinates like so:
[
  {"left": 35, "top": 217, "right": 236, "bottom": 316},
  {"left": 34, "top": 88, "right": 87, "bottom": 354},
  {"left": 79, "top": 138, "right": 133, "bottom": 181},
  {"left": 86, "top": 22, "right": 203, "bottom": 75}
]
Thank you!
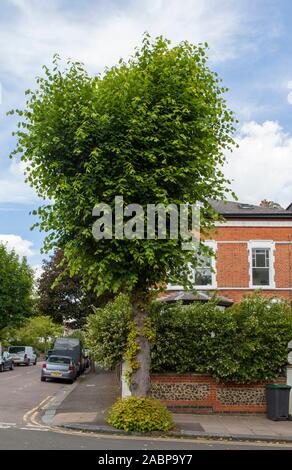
[
  {"left": 41, "top": 355, "right": 77, "bottom": 384},
  {"left": 52, "top": 337, "right": 86, "bottom": 375},
  {"left": 8, "top": 346, "right": 37, "bottom": 366},
  {"left": 0, "top": 351, "right": 14, "bottom": 372}
]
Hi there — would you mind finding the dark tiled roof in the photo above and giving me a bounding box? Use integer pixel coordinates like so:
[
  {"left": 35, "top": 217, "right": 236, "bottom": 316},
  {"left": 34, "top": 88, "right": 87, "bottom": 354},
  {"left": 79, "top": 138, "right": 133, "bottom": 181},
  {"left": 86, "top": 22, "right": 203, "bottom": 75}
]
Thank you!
[
  {"left": 159, "top": 290, "right": 234, "bottom": 307},
  {"left": 209, "top": 200, "right": 292, "bottom": 219}
]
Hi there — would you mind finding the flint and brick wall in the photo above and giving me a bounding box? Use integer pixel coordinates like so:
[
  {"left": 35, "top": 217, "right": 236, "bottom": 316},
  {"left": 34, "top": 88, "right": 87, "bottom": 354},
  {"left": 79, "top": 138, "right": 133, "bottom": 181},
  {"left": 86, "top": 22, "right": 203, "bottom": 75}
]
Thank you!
[{"left": 150, "top": 373, "right": 286, "bottom": 414}]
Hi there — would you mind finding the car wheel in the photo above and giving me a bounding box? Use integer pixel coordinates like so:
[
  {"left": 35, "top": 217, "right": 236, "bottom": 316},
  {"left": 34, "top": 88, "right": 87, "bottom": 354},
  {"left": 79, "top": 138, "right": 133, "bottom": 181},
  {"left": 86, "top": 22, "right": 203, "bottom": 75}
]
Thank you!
[
  {"left": 0, "top": 364, "right": 3, "bottom": 373},
  {"left": 34, "top": 359, "right": 37, "bottom": 365},
  {"left": 41, "top": 376, "right": 46, "bottom": 382},
  {"left": 10, "top": 362, "right": 14, "bottom": 370},
  {"left": 68, "top": 379, "right": 74, "bottom": 384},
  {"left": 26, "top": 359, "right": 30, "bottom": 366}
]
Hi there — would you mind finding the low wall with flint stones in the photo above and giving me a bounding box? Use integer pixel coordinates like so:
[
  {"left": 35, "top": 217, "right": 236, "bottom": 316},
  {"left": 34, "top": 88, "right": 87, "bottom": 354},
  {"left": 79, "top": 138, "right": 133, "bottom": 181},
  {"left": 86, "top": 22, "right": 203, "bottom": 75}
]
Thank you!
[{"left": 150, "top": 373, "right": 286, "bottom": 414}]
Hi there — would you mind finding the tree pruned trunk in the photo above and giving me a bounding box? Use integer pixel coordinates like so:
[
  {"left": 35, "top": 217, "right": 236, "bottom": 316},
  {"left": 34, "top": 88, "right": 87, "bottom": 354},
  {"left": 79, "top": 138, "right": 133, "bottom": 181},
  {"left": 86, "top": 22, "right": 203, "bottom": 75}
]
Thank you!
[{"left": 130, "top": 290, "right": 151, "bottom": 397}]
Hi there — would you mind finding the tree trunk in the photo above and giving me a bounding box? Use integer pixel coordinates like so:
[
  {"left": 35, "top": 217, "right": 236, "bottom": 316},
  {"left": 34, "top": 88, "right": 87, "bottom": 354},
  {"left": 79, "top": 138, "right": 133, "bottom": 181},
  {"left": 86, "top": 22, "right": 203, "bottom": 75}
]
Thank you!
[{"left": 130, "top": 289, "right": 151, "bottom": 397}]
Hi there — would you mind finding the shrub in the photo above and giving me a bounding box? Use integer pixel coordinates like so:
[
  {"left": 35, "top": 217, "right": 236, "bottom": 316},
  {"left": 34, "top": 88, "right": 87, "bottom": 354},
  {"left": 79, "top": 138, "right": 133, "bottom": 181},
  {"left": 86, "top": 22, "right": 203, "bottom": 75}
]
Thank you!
[
  {"left": 107, "top": 397, "right": 174, "bottom": 432},
  {"left": 83, "top": 292, "right": 292, "bottom": 384},
  {"left": 151, "top": 293, "right": 292, "bottom": 383},
  {"left": 84, "top": 294, "right": 131, "bottom": 368}
]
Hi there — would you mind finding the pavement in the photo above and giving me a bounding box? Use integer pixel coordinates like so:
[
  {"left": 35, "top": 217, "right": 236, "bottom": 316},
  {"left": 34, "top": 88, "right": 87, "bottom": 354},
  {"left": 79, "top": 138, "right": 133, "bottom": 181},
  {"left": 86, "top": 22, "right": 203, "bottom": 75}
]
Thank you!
[{"left": 42, "top": 367, "right": 292, "bottom": 443}]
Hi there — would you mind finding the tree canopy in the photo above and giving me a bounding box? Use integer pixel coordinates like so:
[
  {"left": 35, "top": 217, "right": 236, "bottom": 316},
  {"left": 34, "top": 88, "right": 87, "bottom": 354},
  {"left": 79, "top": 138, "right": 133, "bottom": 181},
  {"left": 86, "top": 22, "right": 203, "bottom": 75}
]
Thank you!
[
  {"left": 9, "top": 34, "right": 237, "bottom": 395},
  {"left": 37, "top": 250, "right": 109, "bottom": 327},
  {"left": 0, "top": 315, "right": 62, "bottom": 352},
  {"left": 9, "top": 35, "right": 236, "bottom": 297},
  {"left": 0, "top": 244, "right": 34, "bottom": 330}
]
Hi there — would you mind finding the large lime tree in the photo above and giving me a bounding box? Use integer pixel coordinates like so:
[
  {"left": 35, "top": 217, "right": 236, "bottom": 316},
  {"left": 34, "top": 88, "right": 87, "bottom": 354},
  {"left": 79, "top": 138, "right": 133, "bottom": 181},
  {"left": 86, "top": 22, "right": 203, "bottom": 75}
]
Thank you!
[
  {"left": 0, "top": 244, "right": 34, "bottom": 329},
  {"left": 9, "top": 35, "right": 236, "bottom": 396}
]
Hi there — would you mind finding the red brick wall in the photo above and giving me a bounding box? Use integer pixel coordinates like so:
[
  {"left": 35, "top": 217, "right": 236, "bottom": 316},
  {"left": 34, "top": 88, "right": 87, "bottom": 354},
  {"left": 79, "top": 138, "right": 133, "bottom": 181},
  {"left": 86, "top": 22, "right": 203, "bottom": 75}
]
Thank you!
[
  {"left": 205, "top": 224, "right": 292, "bottom": 302},
  {"left": 216, "top": 243, "right": 249, "bottom": 288},
  {"left": 151, "top": 374, "right": 286, "bottom": 414}
]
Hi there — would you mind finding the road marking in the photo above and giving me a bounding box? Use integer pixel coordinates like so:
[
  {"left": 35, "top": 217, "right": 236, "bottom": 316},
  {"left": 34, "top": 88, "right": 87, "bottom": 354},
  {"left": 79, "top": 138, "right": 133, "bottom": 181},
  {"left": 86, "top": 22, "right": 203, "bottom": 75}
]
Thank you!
[
  {"left": 0, "top": 422, "right": 16, "bottom": 429},
  {"left": 23, "top": 395, "right": 52, "bottom": 426},
  {"left": 19, "top": 427, "right": 49, "bottom": 432}
]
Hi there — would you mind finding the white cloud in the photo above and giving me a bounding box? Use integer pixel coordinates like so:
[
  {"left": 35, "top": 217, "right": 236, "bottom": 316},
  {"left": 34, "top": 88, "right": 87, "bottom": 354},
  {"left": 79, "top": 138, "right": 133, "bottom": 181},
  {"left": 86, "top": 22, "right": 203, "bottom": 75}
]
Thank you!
[
  {"left": 224, "top": 120, "right": 292, "bottom": 208},
  {"left": 31, "top": 263, "right": 43, "bottom": 281},
  {"left": 0, "top": 0, "right": 256, "bottom": 82},
  {"left": 0, "top": 234, "right": 35, "bottom": 257},
  {"left": 0, "top": 159, "right": 38, "bottom": 204}
]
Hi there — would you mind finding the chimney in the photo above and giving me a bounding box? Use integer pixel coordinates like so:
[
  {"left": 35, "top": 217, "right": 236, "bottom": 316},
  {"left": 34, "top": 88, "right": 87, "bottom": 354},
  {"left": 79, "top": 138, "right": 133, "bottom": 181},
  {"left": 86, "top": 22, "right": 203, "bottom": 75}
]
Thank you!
[{"left": 260, "top": 199, "right": 283, "bottom": 209}]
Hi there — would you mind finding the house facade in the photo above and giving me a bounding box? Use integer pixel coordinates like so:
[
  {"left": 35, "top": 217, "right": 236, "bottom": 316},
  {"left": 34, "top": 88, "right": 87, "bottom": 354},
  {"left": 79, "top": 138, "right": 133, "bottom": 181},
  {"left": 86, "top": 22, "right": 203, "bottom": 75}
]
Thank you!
[{"left": 167, "top": 200, "right": 292, "bottom": 303}]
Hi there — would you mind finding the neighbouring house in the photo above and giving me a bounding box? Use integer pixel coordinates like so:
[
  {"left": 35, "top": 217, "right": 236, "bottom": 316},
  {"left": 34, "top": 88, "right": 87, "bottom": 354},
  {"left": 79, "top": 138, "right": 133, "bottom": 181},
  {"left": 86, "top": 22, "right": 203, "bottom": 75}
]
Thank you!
[{"left": 166, "top": 199, "right": 292, "bottom": 303}]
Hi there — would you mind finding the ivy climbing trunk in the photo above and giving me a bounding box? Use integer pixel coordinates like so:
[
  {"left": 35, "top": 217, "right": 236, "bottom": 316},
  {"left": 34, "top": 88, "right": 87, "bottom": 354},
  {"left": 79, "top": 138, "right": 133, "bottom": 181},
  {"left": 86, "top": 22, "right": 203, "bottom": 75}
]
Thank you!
[{"left": 130, "top": 289, "right": 151, "bottom": 397}]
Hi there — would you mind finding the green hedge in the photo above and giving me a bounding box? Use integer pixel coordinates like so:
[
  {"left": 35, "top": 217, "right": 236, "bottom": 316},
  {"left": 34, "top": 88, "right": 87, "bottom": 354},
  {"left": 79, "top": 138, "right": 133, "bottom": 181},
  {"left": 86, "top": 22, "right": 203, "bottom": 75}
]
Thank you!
[
  {"left": 151, "top": 294, "right": 292, "bottom": 383},
  {"left": 85, "top": 293, "right": 292, "bottom": 383}
]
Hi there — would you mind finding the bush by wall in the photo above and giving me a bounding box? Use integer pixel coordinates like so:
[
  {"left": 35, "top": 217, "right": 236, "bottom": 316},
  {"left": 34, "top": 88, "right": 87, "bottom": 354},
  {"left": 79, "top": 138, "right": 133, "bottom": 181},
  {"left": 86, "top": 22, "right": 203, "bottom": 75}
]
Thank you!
[
  {"left": 151, "top": 294, "right": 292, "bottom": 383},
  {"left": 84, "top": 293, "right": 292, "bottom": 383},
  {"left": 85, "top": 294, "right": 131, "bottom": 368}
]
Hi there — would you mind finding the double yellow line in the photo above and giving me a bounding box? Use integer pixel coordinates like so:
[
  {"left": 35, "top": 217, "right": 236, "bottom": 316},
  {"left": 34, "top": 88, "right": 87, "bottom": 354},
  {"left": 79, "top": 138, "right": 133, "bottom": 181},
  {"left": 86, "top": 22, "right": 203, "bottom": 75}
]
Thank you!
[{"left": 23, "top": 395, "right": 52, "bottom": 428}]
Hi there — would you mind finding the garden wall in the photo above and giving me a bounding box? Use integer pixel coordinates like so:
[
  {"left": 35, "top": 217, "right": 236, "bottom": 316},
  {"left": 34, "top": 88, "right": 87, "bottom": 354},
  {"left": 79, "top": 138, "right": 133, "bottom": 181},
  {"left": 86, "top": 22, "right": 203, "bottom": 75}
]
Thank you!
[{"left": 150, "top": 373, "right": 286, "bottom": 414}]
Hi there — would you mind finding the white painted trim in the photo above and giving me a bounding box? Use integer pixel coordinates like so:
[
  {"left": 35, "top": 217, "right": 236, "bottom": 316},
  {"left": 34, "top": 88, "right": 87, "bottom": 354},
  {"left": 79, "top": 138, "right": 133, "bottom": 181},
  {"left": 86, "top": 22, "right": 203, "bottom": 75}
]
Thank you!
[
  {"left": 248, "top": 240, "right": 275, "bottom": 289},
  {"left": 215, "top": 220, "right": 292, "bottom": 227}
]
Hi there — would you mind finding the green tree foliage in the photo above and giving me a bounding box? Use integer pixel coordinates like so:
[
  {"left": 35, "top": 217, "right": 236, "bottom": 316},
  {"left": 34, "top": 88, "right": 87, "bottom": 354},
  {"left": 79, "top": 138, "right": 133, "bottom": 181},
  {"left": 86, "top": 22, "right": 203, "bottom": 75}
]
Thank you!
[
  {"left": 0, "top": 315, "right": 62, "bottom": 352},
  {"left": 9, "top": 35, "right": 237, "bottom": 395},
  {"left": 37, "top": 250, "right": 109, "bottom": 328},
  {"left": 86, "top": 294, "right": 292, "bottom": 384},
  {"left": 85, "top": 294, "right": 131, "bottom": 368},
  {"left": 152, "top": 294, "right": 292, "bottom": 382},
  {"left": 0, "top": 244, "right": 34, "bottom": 329}
]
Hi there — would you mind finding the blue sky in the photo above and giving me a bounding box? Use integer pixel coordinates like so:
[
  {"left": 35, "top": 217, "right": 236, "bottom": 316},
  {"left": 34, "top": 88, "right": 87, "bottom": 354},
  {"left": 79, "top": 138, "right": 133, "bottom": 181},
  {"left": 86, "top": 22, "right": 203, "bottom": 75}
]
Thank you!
[{"left": 1, "top": 0, "right": 292, "bottom": 272}]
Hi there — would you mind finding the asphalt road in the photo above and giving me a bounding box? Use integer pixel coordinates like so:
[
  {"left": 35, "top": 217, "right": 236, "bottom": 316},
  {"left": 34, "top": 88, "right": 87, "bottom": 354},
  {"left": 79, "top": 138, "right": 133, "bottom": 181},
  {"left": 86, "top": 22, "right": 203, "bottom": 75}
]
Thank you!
[
  {"left": 1, "top": 427, "right": 292, "bottom": 450},
  {"left": 1, "top": 364, "right": 292, "bottom": 450},
  {"left": 0, "top": 361, "right": 65, "bottom": 426}
]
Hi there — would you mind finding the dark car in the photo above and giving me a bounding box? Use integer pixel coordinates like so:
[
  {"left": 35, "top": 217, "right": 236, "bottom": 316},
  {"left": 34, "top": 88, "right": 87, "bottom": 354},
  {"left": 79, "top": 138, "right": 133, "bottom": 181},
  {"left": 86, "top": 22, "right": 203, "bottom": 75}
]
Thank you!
[
  {"left": 53, "top": 337, "right": 86, "bottom": 376},
  {"left": 0, "top": 351, "right": 14, "bottom": 372},
  {"left": 41, "top": 355, "right": 77, "bottom": 384}
]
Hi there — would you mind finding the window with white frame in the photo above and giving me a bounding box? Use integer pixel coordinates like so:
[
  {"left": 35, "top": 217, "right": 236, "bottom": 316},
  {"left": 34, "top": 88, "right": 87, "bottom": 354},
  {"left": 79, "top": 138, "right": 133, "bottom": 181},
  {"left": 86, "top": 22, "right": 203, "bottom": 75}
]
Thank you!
[
  {"left": 193, "top": 252, "right": 214, "bottom": 287},
  {"left": 252, "top": 248, "right": 270, "bottom": 286},
  {"left": 249, "top": 241, "right": 275, "bottom": 288},
  {"left": 167, "top": 241, "right": 216, "bottom": 290}
]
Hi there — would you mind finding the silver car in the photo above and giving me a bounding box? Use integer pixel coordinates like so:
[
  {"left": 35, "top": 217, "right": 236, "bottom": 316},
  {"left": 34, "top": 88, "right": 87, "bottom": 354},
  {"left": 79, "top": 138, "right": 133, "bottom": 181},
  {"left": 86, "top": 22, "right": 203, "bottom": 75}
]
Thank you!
[{"left": 41, "top": 355, "right": 77, "bottom": 384}]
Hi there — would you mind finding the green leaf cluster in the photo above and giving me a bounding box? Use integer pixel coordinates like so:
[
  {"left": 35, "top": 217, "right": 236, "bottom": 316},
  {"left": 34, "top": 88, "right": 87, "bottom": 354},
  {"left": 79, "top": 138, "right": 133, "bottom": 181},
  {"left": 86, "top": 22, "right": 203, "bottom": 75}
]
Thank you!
[
  {"left": 9, "top": 34, "right": 237, "bottom": 297},
  {"left": 0, "top": 244, "right": 34, "bottom": 329},
  {"left": 151, "top": 293, "right": 292, "bottom": 383},
  {"left": 85, "top": 293, "right": 292, "bottom": 383},
  {"left": 85, "top": 294, "right": 131, "bottom": 368},
  {"left": 0, "top": 315, "right": 62, "bottom": 352},
  {"left": 107, "top": 396, "right": 173, "bottom": 432}
]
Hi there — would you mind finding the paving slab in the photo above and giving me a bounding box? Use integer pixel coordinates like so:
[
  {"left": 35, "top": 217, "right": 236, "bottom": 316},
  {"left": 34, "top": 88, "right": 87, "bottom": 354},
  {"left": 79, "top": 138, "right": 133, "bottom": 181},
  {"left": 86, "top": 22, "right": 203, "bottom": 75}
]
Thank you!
[{"left": 43, "top": 369, "right": 292, "bottom": 442}]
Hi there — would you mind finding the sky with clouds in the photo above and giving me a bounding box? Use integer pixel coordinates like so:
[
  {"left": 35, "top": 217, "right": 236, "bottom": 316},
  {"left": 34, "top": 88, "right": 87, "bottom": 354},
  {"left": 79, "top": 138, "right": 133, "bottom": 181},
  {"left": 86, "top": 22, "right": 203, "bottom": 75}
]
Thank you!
[{"left": 0, "top": 0, "right": 292, "bottom": 270}]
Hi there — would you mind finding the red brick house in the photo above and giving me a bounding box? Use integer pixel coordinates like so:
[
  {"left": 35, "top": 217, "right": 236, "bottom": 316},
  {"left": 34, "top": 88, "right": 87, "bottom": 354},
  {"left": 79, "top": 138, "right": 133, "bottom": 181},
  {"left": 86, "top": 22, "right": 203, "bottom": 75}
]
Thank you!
[{"left": 167, "top": 200, "right": 292, "bottom": 303}]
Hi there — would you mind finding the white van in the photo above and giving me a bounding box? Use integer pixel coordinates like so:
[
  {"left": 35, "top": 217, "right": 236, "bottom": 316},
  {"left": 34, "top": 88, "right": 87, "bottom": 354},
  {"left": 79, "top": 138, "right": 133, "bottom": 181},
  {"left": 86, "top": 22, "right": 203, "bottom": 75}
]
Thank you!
[{"left": 8, "top": 346, "right": 37, "bottom": 366}]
